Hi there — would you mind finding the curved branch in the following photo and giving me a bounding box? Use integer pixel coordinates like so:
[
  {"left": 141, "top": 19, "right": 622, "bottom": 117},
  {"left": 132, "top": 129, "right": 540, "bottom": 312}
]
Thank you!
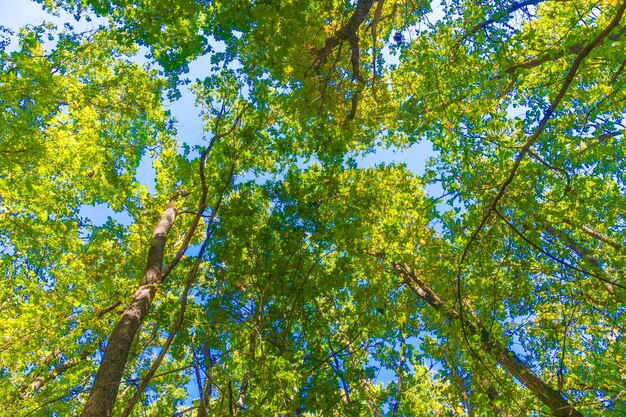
[{"left": 161, "top": 107, "right": 246, "bottom": 281}]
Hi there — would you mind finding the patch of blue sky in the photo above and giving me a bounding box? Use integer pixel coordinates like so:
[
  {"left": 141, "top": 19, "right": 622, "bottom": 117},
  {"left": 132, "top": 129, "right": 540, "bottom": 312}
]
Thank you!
[
  {"left": 0, "top": 0, "right": 107, "bottom": 53},
  {"left": 78, "top": 203, "right": 132, "bottom": 227},
  {"left": 356, "top": 140, "right": 433, "bottom": 175}
]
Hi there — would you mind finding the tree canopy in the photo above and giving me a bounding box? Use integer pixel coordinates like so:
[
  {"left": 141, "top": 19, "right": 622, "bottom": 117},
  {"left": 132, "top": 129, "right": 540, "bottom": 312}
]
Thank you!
[{"left": 1, "top": 0, "right": 625, "bottom": 416}]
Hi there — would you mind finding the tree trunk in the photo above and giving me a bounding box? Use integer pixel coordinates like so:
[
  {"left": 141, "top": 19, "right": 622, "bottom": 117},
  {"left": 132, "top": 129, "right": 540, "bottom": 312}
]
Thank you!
[
  {"left": 395, "top": 263, "right": 583, "bottom": 417},
  {"left": 80, "top": 192, "right": 183, "bottom": 417}
]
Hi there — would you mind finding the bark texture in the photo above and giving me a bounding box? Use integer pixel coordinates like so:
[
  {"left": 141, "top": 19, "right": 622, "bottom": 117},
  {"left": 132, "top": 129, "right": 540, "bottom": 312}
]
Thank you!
[
  {"left": 80, "top": 193, "right": 182, "bottom": 417},
  {"left": 395, "top": 263, "right": 583, "bottom": 417}
]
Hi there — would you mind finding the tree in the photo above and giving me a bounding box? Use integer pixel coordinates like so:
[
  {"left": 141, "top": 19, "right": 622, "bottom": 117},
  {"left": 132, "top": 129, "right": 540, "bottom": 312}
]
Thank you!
[{"left": 1, "top": 0, "right": 625, "bottom": 416}]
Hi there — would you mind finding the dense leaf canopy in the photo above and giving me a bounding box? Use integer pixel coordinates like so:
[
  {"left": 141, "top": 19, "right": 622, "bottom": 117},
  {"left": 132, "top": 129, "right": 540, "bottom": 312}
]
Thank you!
[{"left": 1, "top": 0, "right": 625, "bottom": 416}]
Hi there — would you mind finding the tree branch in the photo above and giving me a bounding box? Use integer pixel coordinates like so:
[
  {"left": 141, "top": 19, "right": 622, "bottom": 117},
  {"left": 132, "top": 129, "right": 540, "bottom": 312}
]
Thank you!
[
  {"left": 395, "top": 263, "right": 583, "bottom": 417},
  {"left": 456, "top": 0, "right": 626, "bottom": 368}
]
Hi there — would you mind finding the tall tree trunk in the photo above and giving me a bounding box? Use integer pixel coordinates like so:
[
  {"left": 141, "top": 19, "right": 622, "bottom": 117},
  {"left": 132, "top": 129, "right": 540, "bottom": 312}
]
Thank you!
[
  {"left": 395, "top": 263, "right": 583, "bottom": 417},
  {"left": 80, "top": 192, "right": 183, "bottom": 417}
]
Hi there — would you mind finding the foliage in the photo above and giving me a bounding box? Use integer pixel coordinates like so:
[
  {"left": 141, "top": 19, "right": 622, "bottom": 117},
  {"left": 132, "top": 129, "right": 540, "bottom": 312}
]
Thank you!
[{"left": 1, "top": 0, "right": 625, "bottom": 416}]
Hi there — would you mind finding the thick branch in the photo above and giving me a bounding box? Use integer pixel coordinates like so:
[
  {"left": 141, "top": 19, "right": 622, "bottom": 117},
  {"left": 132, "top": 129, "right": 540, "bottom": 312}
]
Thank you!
[
  {"left": 18, "top": 302, "right": 120, "bottom": 399},
  {"left": 315, "top": 0, "right": 375, "bottom": 70},
  {"left": 484, "top": 380, "right": 514, "bottom": 417},
  {"left": 313, "top": 0, "right": 374, "bottom": 119},
  {"left": 370, "top": 0, "right": 385, "bottom": 80},
  {"left": 395, "top": 263, "right": 583, "bottom": 417}
]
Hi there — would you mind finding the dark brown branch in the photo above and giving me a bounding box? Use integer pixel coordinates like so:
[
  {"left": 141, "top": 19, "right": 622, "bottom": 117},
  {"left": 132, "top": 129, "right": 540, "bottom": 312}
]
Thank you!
[
  {"left": 196, "top": 364, "right": 210, "bottom": 417},
  {"left": 315, "top": 0, "right": 375, "bottom": 71},
  {"left": 527, "top": 149, "right": 571, "bottom": 199},
  {"left": 332, "top": 355, "right": 351, "bottom": 404},
  {"left": 611, "top": 58, "right": 626, "bottom": 81},
  {"left": 18, "top": 302, "right": 120, "bottom": 398},
  {"left": 228, "top": 380, "right": 234, "bottom": 416},
  {"left": 312, "top": 0, "right": 374, "bottom": 119},
  {"left": 483, "top": 380, "right": 514, "bottom": 417},
  {"left": 24, "top": 364, "right": 194, "bottom": 416},
  {"left": 345, "top": 337, "right": 382, "bottom": 417},
  {"left": 312, "top": 298, "right": 380, "bottom": 415}
]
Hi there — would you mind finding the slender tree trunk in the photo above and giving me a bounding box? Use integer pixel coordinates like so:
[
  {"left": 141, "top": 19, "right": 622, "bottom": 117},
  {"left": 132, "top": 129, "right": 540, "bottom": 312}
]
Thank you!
[
  {"left": 345, "top": 338, "right": 382, "bottom": 417},
  {"left": 441, "top": 351, "right": 475, "bottom": 417},
  {"left": 80, "top": 192, "right": 183, "bottom": 417},
  {"left": 395, "top": 263, "right": 583, "bottom": 417}
]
